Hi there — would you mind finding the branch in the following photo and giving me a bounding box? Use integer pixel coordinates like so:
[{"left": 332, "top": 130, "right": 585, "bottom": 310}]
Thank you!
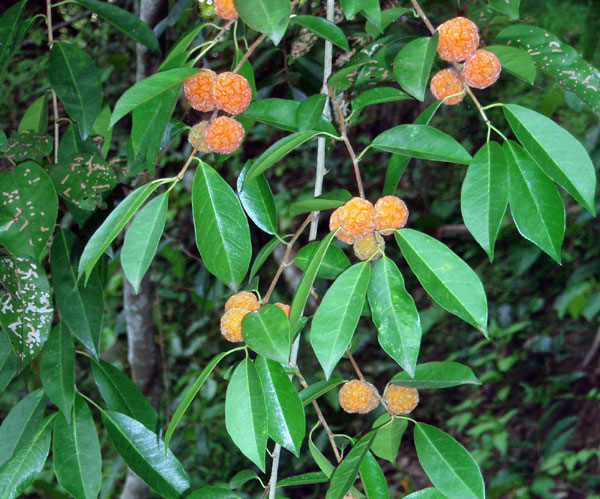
[{"left": 45, "top": 0, "right": 59, "bottom": 164}]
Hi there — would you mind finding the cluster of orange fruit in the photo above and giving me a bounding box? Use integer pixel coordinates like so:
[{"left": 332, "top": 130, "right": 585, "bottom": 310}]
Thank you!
[
  {"left": 220, "top": 291, "right": 290, "bottom": 342},
  {"left": 329, "top": 195, "right": 409, "bottom": 260},
  {"left": 430, "top": 17, "right": 502, "bottom": 105},
  {"left": 338, "top": 379, "right": 419, "bottom": 416}
]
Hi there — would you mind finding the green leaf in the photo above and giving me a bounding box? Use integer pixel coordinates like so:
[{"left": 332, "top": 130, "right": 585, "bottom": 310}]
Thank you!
[
  {"left": 102, "top": 410, "right": 190, "bottom": 498},
  {"left": 110, "top": 68, "right": 200, "bottom": 127},
  {"left": 192, "top": 161, "right": 252, "bottom": 289},
  {"left": 122, "top": 193, "right": 168, "bottom": 293},
  {"left": 74, "top": 0, "right": 160, "bottom": 53},
  {"left": 309, "top": 424, "right": 335, "bottom": 478},
  {"left": 359, "top": 452, "right": 390, "bottom": 499},
  {"left": 51, "top": 230, "right": 103, "bottom": 356},
  {"left": 326, "top": 430, "right": 377, "bottom": 499},
  {"left": 0, "top": 161, "right": 57, "bottom": 260},
  {"left": 296, "top": 94, "right": 327, "bottom": 132},
  {"left": 187, "top": 487, "right": 240, "bottom": 499},
  {"left": 225, "top": 358, "right": 268, "bottom": 472},
  {"left": 49, "top": 42, "right": 102, "bottom": 139},
  {"left": 91, "top": 358, "right": 158, "bottom": 431},
  {"left": 91, "top": 102, "right": 112, "bottom": 158},
  {"left": 0, "top": 256, "right": 52, "bottom": 365},
  {"left": 289, "top": 231, "right": 336, "bottom": 334},
  {"left": 0, "top": 130, "right": 7, "bottom": 152},
  {"left": 289, "top": 190, "right": 352, "bottom": 217},
  {"left": 165, "top": 347, "right": 243, "bottom": 450},
  {"left": 310, "top": 262, "right": 371, "bottom": 379},
  {"left": 53, "top": 397, "right": 102, "bottom": 499},
  {"left": 234, "top": 0, "right": 290, "bottom": 45},
  {"left": 352, "top": 87, "right": 412, "bottom": 114},
  {"left": 460, "top": 141, "right": 509, "bottom": 261},
  {"left": 243, "top": 131, "right": 322, "bottom": 188},
  {"left": 229, "top": 470, "right": 261, "bottom": 489},
  {"left": 402, "top": 488, "right": 448, "bottom": 499},
  {"left": 240, "top": 99, "right": 298, "bottom": 132},
  {"left": 299, "top": 378, "right": 344, "bottom": 406},
  {"left": 0, "top": 415, "right": 53, "bottom": 499},
  {"left": 57, "top": 123, "right": 97, "bottom": 162},
  {"left": 414, "top": 422, "right": 485, "bottom": 499},
  {"left": 0, "top": 333, "right": 17, "bottom": 392},
  {"left": 292, "top": 16, "right": 349, "bottom": 50},
  {"left": 371, "top": 414, "right": 407, "bottom": 464},
  {"left": 488, "top": 0, "right": 520, "bottom": 18},
  {"left": 18, "top": 95, "right": 48, "bottom": 135},
  {"left": 78, "top": 179, "right": 171, "bottom": 281},
  {"left": 392, "top": 361, "right": 481, "bottom": 389},
  {"left": 3, "top": 132, "right": 52, "bottom": 162},
  {"left": 243, "top": 305, "right": 290, "bottom": 363},
  {"left": 395, "top": 229, "right": 488, "bottom": 333},
  {"left": 237, "top": 161, "right": 278, "bottom": 235},
  {"left": 371, "top": 125, "right": 472, "bottom": 164},
  {"left": 255, "top": 355, "right": 305, "bottom": 456},
  {"left": 486, "top": 45, "right": 536, "bottom": 84},
  {"left": 368, "top": 257, "right": 421, "bottom": 377},
  {"left": 40, "top": 324, "right": 75, "bottom": 423},
  {"left": 503, "top": 103, "right": 596, "bottom": 214},
  {"left": 341, "top": 0, "right": 368, "bottom": 19},
  {"left": 360, "top": 0, "right": 382, "bottom": 31},
  {"left": 393, "top": 35, "right": 438, "bottom": 101},
  {"left": 295, "top": 241, "right": 350, "bottom": 280},
  {"left": 365, "top": 7, "right": 411, "bottom": 38},
  {"left": 0, "top": 389, "right": 46, "bottom": 468},
  {"left": 278, "top": 471, "right": 329, "bottom": 487},
  {"left": 0, "top": 1, "right": 34, "bottom": 83},
  {"left": 498, "top": 25, "right": 600, "bottom": 116},
  {"left": 503, "top": 140, "right": 565, "bottom": 263},
  {"left": 248, "top": 237, "right": 280, "bottom": 283}
]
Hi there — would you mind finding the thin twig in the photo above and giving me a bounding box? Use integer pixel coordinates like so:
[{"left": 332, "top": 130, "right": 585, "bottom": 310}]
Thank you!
[
  {"left": 233, "top": 33, "right": 266, "bottom": 73},
  {"left": 582, "top": 323, "right": 600, "bottom": 369},
  {"left": 45, "top": 0, "right": 60, "bottom": 163}
]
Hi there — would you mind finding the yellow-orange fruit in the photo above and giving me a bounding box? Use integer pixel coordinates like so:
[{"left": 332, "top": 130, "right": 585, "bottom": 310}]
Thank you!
[
  {"left": 329, "top": 206, "right": 356, "bottom": 244},
  {"left": 338, "top": 379, "right": 380, "bottom": 414},
  {"left": 436, "top": 17, "right": 480, "bottom": 62},
  {"left": 353, "top": 232, "right": 384, "bottom": 261},
  {"left": 225, "top": 291, "right": 260, "bottom": 312},
  {"left": 188, "top": 121, "right": 211, "bottom": 152},
  {"left": 338, "top": 197, "right": 377, "bottom": 240},
  {"left": 214, "top": 0, "right": 238, "bottom": 20},
  {"left": 429, "top": 68, "right": 465, "bottom": 105},
  {"left": 212, "top": 72, "right": 252, "bottom": 115},
  {"left": 183, "top": 69, "right": 216, "bottom": 112},
  {"left": 274, "top": 303, "right": 290, "bottom": 317},
  {"left": 375, "top": 195, "right": 409, "bottom": 235},
  {"left": 203, "top": 116, "right": 245, "bottom": 154},
  {"left": 462, "top": 49, "right": 502, "bottom": 89},
  {"left": 220, "top": 306, "right": 249, "bottom": 342},
  {"left": 384, "top": 384, "right": 419, "bottom": 415}
]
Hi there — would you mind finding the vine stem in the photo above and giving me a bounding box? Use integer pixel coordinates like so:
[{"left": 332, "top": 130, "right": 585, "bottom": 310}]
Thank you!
[
  {"left": 233, "top": 33, "right": 266, "bottom": 73},
  {"left": 45, "top": 0, "right": 60, "bottom": 163}
]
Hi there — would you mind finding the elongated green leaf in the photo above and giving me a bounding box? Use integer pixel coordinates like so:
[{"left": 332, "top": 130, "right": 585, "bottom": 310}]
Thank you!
[
  {"left": 0, "top": 256, "right": 52, "bottom": 365},
  {"left": 289, "top": 190, "right": 352, "bottom": 217},
  {"left": 0, "top": 333, "right": 17, "bottom": 392},
  {"left": 187, "top": 487, "right": 240, "bottom": 498},
  {"left": 311, "top": 262, "right": 371, "bottom": 379},
  {"left": 0, "top": 161, "right": 57, "bottom": 260},
  {"left": 361, "top": 0, "right": 382, "bottom": 30},
  {"left": 91, "top": 358, "right": 158, "bottom": 431},
  {"left": 240, "top": 99, "right": 298, "bottom": 132},
  {"left": 504, "top": 140, "right": 565, "bottom": 263},
  {"left": 289, "top": 231, "right": 336, "bottom": 334},
  {"left": 102, "top": 410, "right": 190, "bottom": 498},
  {"left": 229, "top": 470, "right": 261, "bottom": 490},
  {"left": 392, "top": 361, "right": 481, "bottom": 389},
  {"left": 40, "top": 324, "right": 75, "bottom": 423},
  {"left": 371, "top": 414, "right": 407, "bottom": 464},
  {"left": 248, "top": 237, "right": 280, "bottom": 283},
  {"left": 295, "top": 241, "right": 350, "bottom": 280},
  {"left": 368, "top": 257, "right": 421, "bottom": 377},
  {"left": 49, "top": 42, "right": 102, "bottom": 139},
  {"left": 243, "top": 305, "right": 290, "bottom": 363},
  {"left": 18, "top": 95, "right": 48, "bottom": 135},
  {"left": 299, "top": 378, "right": 344, "bottom": 406},
  {"left": 395, "top": 229, "right": 488, "bottom": 333},
  {"left": 0, "top": 389, "right": 46, "bottom": 468},
  {"left": 78, "top": 179, "right": 171, "bottom": 281},
  {"left": 293, "top": 16, "right": 349, "bottom": 50},
  {"left": 122, "top": 193, "right": 168, "bottom": 293},
  {"left": 278, "top": 471, "right": 328, "bottom": 487},
  {"left": 489, "top": 0, "right": 520, "bottom": 18},
  {"left": 460, "top": 141, "right": 509, "bottom": 261},
  {"left": 403, "top": 488, "right": 447, "bottom": 499},
  {"left": 326, "top": 431, "right": 377, "bottom": 499},
  {"left": 165, "top": 347, "right": 243, "bottom": 449},
  {"left": 0, "top": 415, "right": 53, "bottom": 499},
  {"left": 237, "top": 161, "right": 278, "bottom": 235},
  {"left": 225, "top": 358, "right": 268, "bottom": 472},
  {"left": 393, "top": 35, "right": 438, "bottom": 101},
  {"left": 414, "top": 422, "right": 485, "bottom": 499},
  {"left": 359, "top": 452, "right": 390, "bottom": 499},
  {"left": 234, "top": 0, "right": 290, "bottom": 45},
  {"left": 243, "top": 131, "right": 322, "bottom": 188},
  {"left": 371, "top": 125, "right": 472, "bottom": 164},
  {"left": 192, "top": 161, "right": 252, "bottom": 289},
  {"left": 256, "top": 355, "right": 305, "bottom": 456},
  {"left": 296, "top": 94, "right": 328, "bottom": 132},
  {"left": 341, "top": 0, "right": 368, "bottom": 19},
  {"left": 352, "top": 87, "right": 412, "bottom": 114},
  {"left": 504, "top": 103, "right": 596, "bottom": 214},
  {"left": 308, "top": 424, "right": 335, "bottom": 478},
  {"left": 110, "top": 68, "right": 200, "bottom": 127},
  {"left": 52, "top": 230, "right": 103, "bottom": 356},
  {"left": 53, "top": 397, "right": 101, "bottom": 499},
  {"left": 0, "top": 1, "right": 34, "bottom": 82},
  {"left": 75, "top": 0, "right": 160, "bottom": 53},
  {"left": 486, "top": 45, "right": 536, "bottom": 84}
]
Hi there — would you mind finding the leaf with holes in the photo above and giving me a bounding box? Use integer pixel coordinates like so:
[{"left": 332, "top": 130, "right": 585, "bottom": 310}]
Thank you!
[{"left": 3, "top": 132, "right": 53, "bottom": 162}]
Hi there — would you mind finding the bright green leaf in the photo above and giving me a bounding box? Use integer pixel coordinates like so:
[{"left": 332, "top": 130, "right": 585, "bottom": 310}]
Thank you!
[
  {"left": 243, "top": 305, "right": 290, "bottom": 363},
  {"left": 234, "top": 0, "right": 290, "bottom": 45},
  {"left": 299, "top": 378, "right": 344, "bottom": 406},
  {"left": 295, "top": 241, "right": 350, "bottom": 280},
  {"left": 18, "top": 95, "right": 48, "bottom": 135},
  {"left": 371, "top": 414, "right": 407, "bottom": 464},
  {"left": 486, "top": 45, "right": 536, "bottom": 84},
  {"left": 391, "top": 361, "right": 481, "bottom": 389},
  {"left": 292, "top": 16, "right": 349, "bottom": 50},
  {"left": 359, "top": 452, "right": 390, "bottom": 499},
  {"left": 296, "top": 94, "right": 328, "bottom": 132},
  {"left": 393, "top": 35, "right": 438, "bottom": 101},
  {"left": 237, "top": 161, "right": 278, "bottom": 235}
]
